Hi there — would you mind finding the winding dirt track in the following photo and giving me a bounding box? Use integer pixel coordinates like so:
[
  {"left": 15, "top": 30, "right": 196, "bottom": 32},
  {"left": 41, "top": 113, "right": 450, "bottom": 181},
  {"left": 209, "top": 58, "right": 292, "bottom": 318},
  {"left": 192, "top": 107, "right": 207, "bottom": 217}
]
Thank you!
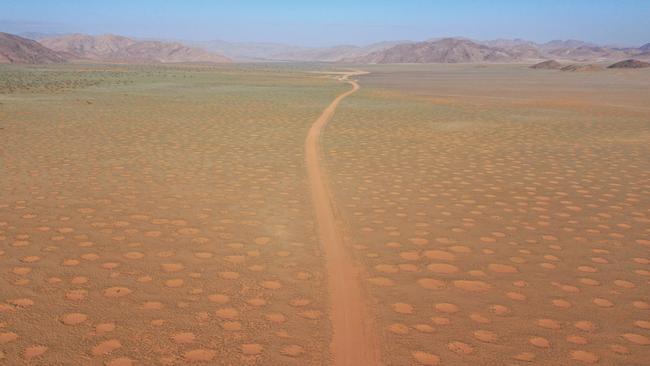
[{"left": 305, "top": 71, "right": 381, "bottom": 366}]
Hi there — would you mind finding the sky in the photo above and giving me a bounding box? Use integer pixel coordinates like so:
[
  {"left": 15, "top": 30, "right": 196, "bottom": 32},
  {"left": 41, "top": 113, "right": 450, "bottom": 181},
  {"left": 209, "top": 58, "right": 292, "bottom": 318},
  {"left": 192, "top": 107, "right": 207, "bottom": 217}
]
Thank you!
[{"left": 2, "top": 0, "right": 649, "bottom": 47}]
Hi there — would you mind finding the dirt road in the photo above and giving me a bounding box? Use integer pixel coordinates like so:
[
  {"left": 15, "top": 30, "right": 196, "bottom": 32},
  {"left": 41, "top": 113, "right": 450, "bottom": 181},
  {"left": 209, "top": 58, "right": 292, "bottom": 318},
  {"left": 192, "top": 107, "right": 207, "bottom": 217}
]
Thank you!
[{"left": 305, "top": 71, "right": 381, "bottom": 366}]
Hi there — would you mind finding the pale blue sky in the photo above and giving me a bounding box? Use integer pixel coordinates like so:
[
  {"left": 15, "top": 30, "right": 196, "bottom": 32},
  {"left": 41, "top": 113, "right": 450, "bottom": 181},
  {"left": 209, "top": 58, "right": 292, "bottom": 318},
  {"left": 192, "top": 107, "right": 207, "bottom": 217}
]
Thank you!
[{"left": 2, "top": 0, "right": 649, "bottom": 46}]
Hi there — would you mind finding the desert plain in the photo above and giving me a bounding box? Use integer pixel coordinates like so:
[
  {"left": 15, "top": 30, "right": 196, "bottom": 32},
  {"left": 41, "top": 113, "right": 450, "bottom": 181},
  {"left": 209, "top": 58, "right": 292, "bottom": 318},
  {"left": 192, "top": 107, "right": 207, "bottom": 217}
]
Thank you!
[{"left": 1, "top": 63, "right": 649, "bottom": 366}]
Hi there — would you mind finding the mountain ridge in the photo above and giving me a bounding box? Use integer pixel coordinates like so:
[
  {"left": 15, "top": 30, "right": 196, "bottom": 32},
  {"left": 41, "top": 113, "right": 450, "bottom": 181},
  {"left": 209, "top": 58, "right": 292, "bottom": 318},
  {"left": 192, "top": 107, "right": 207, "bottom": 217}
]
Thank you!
[
  {"left": 0, "top": 32, "right": 67, "bottom": 64},
  {"left": 349, "top": 38, "right": 650, "bottom": 64},
  {"left": 39, "top": 33, "right": 231, "bottom": 64},
  {"left": 354, "top": 38, "right": 520, "bottom": 64}
]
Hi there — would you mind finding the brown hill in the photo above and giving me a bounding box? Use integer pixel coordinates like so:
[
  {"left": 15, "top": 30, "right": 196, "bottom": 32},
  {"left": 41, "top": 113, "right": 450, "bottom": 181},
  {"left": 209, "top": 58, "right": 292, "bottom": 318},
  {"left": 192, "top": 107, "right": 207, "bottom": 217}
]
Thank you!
[
  {"left": 530, "top": 60, "right": 563, "bottom": 69},
  {"left": 0, "top": 32, "right": 67, "bottom": 64},
  {"left": 354, "top": 38, "right": 517, "bottom": 64},
  {"left": 560, "top": 64, "right": 604, "bottom": 72},
  {"left": 608, "top": 59, "right": 650, "bottom": 69},
  {"left": 39, "top": 34, "right": 230, "bottom": 63}
]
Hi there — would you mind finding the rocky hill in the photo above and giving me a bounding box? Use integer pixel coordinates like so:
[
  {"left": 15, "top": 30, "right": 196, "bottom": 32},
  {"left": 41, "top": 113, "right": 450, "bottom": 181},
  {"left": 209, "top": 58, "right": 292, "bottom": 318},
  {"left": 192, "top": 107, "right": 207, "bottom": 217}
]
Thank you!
[
  {"left": 0, "top": 32, "right": 67, "bottom": 64},
  {"left": 608, "top": 59, "right": 650, "bottom": 69},
  {"left": 354, "top": 38, "right": 517, "bottom": 64}
]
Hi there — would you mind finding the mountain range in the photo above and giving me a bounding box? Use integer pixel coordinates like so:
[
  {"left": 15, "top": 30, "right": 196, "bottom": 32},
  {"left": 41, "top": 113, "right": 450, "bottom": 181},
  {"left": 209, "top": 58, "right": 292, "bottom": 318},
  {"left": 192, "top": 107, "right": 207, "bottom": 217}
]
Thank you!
[
  {"left": 1, "top": 31, "right": 649, "bottom": 65},
  {"left": 38, "top": 34, "right": 231, "bottom": 63},
  {"left": 352, "top": 38, "right": 650, "bottom": 64},
  {"left": 192, "top": 37, "right": 650, "bottom": 63}
]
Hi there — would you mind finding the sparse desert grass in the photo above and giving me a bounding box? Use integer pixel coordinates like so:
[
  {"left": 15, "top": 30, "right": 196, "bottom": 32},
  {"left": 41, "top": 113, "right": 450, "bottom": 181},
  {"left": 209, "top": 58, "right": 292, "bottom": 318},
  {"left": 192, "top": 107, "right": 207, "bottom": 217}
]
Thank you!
[
  {"left": 0, "top": 64, "right": 345, "bottom": 365},
  {"left": 0, "top": 65, "right": 132, "bottom": 93},
  {"left": 324, "top": 64, "right": 650, "bottom": 365}
]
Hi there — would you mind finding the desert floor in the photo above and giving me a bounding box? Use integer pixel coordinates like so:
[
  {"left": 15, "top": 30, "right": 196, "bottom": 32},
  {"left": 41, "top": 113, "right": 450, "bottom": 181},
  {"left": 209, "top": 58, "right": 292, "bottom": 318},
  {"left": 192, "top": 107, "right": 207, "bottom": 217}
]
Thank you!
[{"left": 1, "top": 63, "right": 649, "bottom": 365}]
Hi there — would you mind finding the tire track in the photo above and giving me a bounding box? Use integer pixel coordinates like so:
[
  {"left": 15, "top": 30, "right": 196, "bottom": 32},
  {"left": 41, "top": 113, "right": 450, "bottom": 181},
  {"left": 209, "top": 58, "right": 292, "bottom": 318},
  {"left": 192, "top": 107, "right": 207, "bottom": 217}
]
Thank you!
[{"left": 305, "top": 71, "right": 381, "bottom": 366}]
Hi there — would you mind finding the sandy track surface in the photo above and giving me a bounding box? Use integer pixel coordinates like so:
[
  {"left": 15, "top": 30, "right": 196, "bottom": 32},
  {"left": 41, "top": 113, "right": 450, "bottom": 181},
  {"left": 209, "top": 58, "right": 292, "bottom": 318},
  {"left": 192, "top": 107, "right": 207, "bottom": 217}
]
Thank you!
[{"left": 305, "top": 71, "right": 381, "bottom": 366}]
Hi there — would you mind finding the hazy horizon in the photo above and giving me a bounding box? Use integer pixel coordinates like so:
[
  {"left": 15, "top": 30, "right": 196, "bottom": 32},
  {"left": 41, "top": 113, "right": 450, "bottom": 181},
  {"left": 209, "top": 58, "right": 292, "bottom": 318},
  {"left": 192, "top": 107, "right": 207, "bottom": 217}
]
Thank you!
[{"left": 2, "top": 0, "right": 650, "bottom": 47}]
